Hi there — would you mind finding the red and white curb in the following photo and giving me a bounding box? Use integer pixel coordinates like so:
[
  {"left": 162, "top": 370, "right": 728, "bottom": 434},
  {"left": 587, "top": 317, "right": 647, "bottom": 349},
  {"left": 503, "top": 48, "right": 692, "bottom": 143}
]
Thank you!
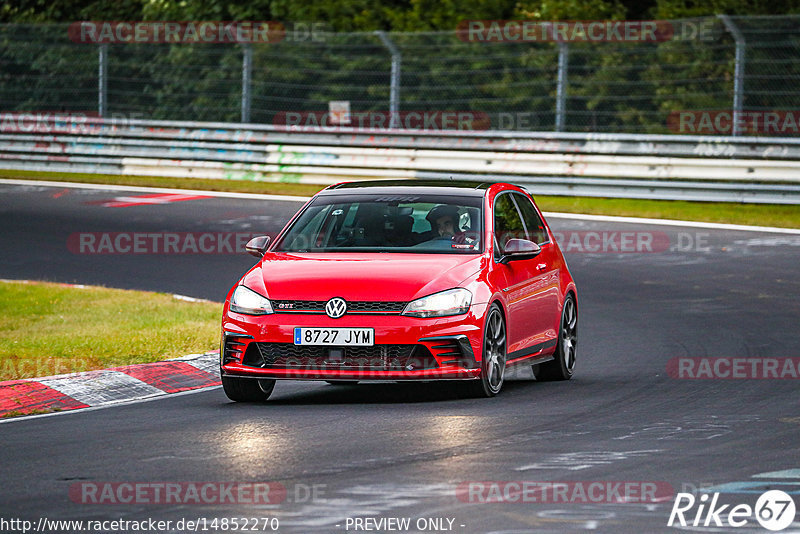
[
  {"left": 0, "top": 351, "right": 220, "bottom": 418},
  {"left": 92, "top": 192, "right": 212, "bottom": 208}
]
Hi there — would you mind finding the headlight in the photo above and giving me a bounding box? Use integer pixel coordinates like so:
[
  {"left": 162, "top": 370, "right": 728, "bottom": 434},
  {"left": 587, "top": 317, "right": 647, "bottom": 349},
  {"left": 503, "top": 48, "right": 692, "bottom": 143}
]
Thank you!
[
  {"left": 402, "top": 288, "right": 472, "bottom": 318},
  {"left": 230, "top": 285, "right": 273, "bottom": 315}
]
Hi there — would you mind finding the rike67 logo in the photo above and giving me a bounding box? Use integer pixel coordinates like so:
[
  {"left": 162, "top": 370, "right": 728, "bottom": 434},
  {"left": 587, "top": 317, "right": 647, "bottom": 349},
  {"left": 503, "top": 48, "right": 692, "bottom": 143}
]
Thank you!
[{"left": 668, "top": 490, "right": 796, "bottom": 531}]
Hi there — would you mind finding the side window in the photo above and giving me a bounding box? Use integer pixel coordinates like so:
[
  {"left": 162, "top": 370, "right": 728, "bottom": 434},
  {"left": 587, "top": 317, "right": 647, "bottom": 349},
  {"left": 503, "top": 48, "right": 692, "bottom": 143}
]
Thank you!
[
  {"left": 493, "top": 193, "right": 525, "bottom": 259},
  {"left": 513, "top": 193, "right": 548, "bottom": 244}
]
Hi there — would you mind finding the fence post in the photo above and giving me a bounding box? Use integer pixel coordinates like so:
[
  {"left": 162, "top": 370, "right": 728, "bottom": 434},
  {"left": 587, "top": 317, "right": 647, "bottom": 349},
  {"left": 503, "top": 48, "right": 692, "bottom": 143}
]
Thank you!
[
  {"left": 718, "top": 15, "right": 746, "bottom": 136},
  {"left": 241, "top": 44, "right": 253, "bottom": 124},
  {"left": 375, "top": 31, "right": 401, "bottom": 128},
  {"left": 98, "top": 44, "right": 108, "bottom": 118},
  {"left": 555, "top": 41, "right": 569, "bottom": 132}
]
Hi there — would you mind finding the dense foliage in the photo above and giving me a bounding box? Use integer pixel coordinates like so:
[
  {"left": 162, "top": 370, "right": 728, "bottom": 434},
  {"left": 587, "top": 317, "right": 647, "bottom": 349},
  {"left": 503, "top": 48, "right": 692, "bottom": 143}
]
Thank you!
[
  {"left": 1, "top": 1, "right": 798, "bottom": 133},
  {"left": 3, "top": 0, "right": 800, "bottom": 25}
]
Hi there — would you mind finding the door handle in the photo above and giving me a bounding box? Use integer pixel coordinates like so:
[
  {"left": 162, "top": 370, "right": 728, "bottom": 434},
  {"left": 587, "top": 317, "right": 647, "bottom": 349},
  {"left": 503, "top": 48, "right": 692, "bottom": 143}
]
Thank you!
[{"left": 536, "top": 263, "right": 547, "bottom": 271}]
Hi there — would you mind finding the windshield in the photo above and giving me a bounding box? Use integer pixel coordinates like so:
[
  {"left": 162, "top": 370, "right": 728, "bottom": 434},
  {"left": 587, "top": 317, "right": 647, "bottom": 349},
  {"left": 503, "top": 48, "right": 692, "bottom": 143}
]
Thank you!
[{"left": 274, "top": 193, "right": 483, "bottom": 253}]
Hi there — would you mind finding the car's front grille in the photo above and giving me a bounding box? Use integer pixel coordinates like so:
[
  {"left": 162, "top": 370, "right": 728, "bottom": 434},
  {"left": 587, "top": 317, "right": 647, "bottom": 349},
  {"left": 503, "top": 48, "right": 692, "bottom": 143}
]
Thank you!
[
  {"left": 349, "top": 301, "right": 407, "bottom": 312},
  {"left": 272, "top": 300, "right": 327, "bottom": 312},
  {"left": 271, "top": 300, "right": 407, "bottom": 314},
  {"left": 242, "top": 343, "right": 438, "bottom": 371}
]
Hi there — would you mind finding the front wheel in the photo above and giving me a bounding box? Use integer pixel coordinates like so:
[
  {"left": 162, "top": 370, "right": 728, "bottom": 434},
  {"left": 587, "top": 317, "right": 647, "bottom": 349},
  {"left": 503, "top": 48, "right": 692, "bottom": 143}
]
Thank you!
[
  {"left": 463, "top": 304, "right": 507, "bottom": 398},
  {"left": 221, "top": 375, "right": 275, "bottom": 402},
  {"left": 533, "top": 293, "right": 577, "bottom": 381}
]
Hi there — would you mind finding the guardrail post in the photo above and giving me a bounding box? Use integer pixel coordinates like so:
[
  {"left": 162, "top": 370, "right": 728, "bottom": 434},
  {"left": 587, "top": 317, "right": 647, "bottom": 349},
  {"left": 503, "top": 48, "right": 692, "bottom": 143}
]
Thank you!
[
  {"left": 555, "top": 41, "right": 569, "bottom": 132},
  {"left": 718, "top": 15, "right": 746, "bottom": 136},
  {"left": 98, "top": 44, "right": 108, "bottom": 118},
  {"left": 241, "top": 44, "right": 253, "bottom": 124},
  {"left": 375, "top": 31, "right": 401, "bottom": 128}
]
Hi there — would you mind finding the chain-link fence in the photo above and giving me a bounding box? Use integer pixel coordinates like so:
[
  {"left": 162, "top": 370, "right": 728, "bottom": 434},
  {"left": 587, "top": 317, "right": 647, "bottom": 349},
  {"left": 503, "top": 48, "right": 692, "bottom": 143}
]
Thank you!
[{"left": 1, "top": 16, "right": 799, "bottom": 134}]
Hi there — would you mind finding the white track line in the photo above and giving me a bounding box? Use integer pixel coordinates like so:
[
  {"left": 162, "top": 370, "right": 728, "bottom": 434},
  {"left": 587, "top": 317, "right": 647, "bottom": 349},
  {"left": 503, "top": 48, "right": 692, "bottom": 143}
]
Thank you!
[
  {"left": 2, "top": 178, "right": 798, "bottom": 233},
  {"left": 542, "top": 212, "right": 800, "bottom": 234},
  {"left": 172, "top": 293, "right": 216, "bottom": 304},
  {"left": 0, "top": 178, "right": 312, "bottom": 202}
]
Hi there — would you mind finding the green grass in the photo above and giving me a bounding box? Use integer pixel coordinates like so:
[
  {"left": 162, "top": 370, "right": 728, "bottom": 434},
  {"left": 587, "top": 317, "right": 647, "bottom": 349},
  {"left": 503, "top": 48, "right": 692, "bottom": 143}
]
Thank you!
[
  {"left": 0, "top": 169, "right": 325, "bottom": 198},
  {"left": 0, "top": 280, "right": 221, "bottom": 381},
  {"left": 2, "top": 169, "right": 799, "bottom": 228}
]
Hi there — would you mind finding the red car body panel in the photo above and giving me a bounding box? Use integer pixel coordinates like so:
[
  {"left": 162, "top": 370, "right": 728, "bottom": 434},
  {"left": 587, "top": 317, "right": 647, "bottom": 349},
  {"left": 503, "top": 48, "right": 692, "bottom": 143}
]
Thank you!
[
  {"left": 242, "top": 253, "right": 484, "bottom": 303},
  {"left": 220, "top": 181, "right": 576, "bottom": 382}
]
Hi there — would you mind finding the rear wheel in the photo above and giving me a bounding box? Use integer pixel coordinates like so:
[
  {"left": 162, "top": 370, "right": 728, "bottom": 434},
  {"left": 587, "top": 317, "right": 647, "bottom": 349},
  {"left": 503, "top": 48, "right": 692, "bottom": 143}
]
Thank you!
[
  {"left": 533, "top": 293, "right": 577, "bottom": 381},
  {"left": 221, "top": 375, "right": 275, "bottom": 402},
  {"left": 463, "top": 304, "right": 507, "bottom": 398}
]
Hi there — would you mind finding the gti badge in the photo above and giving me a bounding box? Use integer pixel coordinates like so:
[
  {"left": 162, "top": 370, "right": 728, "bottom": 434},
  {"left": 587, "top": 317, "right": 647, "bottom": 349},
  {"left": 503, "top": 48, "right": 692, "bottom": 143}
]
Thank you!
[{"left": 325, "top": 297, "right": 347, "bottom": 319}]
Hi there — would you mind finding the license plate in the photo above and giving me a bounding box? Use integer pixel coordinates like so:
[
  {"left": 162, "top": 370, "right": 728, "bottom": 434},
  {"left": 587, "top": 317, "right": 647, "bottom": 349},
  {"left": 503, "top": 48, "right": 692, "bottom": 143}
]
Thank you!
[{"left": 293, "top": 327, "right": 374, "bottom": 346}]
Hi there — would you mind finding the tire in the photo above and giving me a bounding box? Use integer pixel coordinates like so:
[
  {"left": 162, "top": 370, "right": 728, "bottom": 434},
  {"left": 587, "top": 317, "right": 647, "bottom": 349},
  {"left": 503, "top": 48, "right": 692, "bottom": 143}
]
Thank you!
[
  {"left": 325, "top": 380, "right": 359, "bottom": 385},
  {"left": 533, "top": 293, "right": 577, "bottom": 381},
  {"left": 463, "top": 304, "right": 507, "bottom": 398},
  {"left": 221, "top": 375, "right": 275, "bottom": 402}
]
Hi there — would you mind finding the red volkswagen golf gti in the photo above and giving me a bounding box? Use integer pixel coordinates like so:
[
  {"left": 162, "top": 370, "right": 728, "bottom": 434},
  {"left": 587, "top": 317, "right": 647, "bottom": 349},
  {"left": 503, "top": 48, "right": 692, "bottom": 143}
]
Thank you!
[{"left": 220, "top": 180, "right": 577, "bottom": 400}]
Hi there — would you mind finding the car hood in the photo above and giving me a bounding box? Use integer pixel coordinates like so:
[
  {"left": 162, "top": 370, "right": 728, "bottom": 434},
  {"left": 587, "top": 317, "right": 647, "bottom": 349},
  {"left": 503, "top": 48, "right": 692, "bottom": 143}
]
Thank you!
[{"left": 241, "top": 252, "right": 484, "bottom": 302}]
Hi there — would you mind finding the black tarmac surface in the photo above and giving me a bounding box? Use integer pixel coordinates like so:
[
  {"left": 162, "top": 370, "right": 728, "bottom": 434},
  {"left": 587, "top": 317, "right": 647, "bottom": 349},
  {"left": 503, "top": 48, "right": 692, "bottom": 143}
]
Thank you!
[{"left": 1, "top": 181, "right": 799, "bottom": 533}]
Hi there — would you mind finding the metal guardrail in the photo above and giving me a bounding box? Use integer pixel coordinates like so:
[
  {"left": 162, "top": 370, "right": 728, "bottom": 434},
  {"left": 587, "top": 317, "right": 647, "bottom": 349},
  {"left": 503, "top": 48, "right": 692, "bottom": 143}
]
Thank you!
[{"left": 2, "top": 117, "right": 800, "bottom": 203}]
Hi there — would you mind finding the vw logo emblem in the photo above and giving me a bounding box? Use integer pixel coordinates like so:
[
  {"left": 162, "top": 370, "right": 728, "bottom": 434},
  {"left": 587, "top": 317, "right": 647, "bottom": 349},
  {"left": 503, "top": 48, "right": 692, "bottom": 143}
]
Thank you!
[{"left": 325, "top": 297, "right": 347, "bottom": 319}]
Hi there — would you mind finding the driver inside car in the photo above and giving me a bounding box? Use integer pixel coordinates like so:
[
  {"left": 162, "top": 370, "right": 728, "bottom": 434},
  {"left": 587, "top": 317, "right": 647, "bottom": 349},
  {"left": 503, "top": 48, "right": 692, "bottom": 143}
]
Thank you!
[{"left": 425, "top": 204, "right": 473, "bottom": 245}]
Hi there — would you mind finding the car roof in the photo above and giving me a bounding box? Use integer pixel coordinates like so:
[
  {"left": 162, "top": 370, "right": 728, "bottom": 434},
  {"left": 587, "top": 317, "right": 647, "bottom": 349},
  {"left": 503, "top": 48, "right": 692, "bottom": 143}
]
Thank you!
[{"left": 320, "top": 179, "right": 498, "bottom": 197}]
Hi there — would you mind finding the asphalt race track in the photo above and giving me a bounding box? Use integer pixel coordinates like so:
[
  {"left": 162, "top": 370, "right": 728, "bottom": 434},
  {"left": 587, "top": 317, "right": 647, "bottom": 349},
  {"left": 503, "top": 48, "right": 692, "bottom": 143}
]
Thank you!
[{"left": 1, "top": 181, "right": 799, "bottom": 533}]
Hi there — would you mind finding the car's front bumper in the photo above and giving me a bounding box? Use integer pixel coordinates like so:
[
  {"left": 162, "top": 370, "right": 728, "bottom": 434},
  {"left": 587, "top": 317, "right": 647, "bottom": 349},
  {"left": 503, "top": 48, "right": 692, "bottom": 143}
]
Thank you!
[{"left": 220, "top": 303, "right": 487, "bottom": 381}]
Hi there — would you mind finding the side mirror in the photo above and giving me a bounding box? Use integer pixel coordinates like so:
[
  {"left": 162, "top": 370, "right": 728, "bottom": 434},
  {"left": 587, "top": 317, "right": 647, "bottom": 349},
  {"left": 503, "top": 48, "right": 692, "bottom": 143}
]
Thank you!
[
  {"left": 245, "top": 235, "right": 271, "bottom": 258},
  {"left": 500, "top": 238, "right": 541, "bottom": 264}
]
